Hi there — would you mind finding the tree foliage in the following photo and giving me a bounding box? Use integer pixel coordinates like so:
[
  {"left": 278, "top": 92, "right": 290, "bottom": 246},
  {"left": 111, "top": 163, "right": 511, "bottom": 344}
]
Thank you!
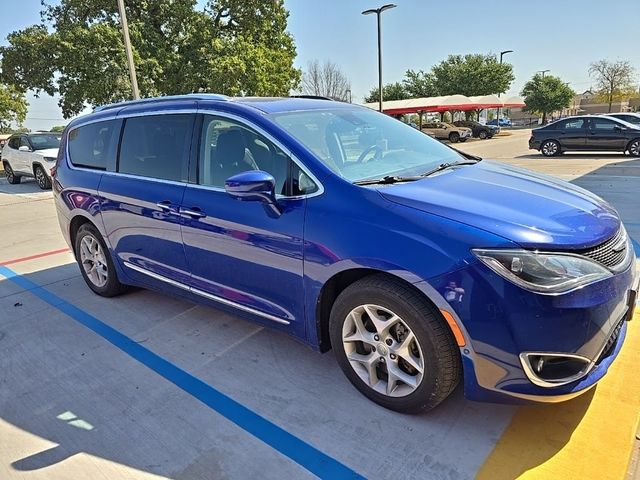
[
  {"left": 365, "top": 82, "right": 408, "bottom": 103},
  {"left": 300, "top": 60, "right": 351, "bottom": 101},
  {"left": 50, "top": 125, "right": 66, "bottom": 132},
  {"left": 403, "top": 69, "right": 438, "bottom": 97},
  {"left": 588, "top": 59, "right": 637, "bottom": 112},
  {"left": 0, "top": 84, "right": 28, "bottom": 131},
  {"left": 430, "top": 54, "right": 514, "bottom": 97},
  {"left": 0, "top": 0, "right": 300, "bottom": 117},
  {"left": 521, "top": 74, "right": 574, "bottom": 123}
]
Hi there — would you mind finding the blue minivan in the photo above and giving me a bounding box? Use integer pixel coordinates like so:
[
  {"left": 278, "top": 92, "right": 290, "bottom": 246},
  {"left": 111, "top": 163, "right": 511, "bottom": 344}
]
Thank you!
[{"left": 53, "top": 95, "right": 638, "bottom": 413}]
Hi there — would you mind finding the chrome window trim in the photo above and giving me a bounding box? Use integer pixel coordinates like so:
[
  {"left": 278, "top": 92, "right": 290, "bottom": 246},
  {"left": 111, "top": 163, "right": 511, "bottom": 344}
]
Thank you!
[
  {"left": 123, "top": 261, "right": 290, "bottom": 325},
  {"left": 64, "top": 108, "right": 325, "bottom": 200}
]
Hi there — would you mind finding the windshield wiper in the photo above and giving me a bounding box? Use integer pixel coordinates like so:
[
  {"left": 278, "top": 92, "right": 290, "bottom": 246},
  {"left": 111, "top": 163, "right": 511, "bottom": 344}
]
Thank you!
[
  {"left": 353, "top": 159, "right": 481, "bottom": 186},
  {"left": 420, "top": 159, "right": 480, "bottom": 177},
  {"left": 353, "top": 175, "right": 423, "bottom": 186}
]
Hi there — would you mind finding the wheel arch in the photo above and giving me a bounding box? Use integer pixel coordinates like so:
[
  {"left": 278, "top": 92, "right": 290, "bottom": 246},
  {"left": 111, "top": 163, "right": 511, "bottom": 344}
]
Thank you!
[
  {"left": 314, "top": 268, "right": 464, "bottom": 353},
  {"left": 69, "top": 215, "right": 96, "bottom": 257}
]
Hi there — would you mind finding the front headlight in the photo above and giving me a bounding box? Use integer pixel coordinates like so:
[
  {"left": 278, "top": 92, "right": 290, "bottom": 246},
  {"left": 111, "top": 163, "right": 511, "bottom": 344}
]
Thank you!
[{"left": 473, "top": 249, "right": 612, "bottom": 294}]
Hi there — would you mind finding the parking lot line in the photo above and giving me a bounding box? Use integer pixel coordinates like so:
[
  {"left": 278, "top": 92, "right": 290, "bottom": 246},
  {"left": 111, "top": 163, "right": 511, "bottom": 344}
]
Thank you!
[
  {"left": 477, "top": 307, "right": 640, "bottom": 480},
  {"left": 0, "top": 264, "right": 364, "bottom": 480},
  {"left": 0, "top": 248, "right": 70, "bottom": 266}
]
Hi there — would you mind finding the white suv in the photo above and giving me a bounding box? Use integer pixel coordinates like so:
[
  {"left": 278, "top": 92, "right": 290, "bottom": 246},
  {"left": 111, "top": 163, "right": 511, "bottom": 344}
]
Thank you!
[{"left": 2, "top": 133, "right": 61, "bottom": 189}]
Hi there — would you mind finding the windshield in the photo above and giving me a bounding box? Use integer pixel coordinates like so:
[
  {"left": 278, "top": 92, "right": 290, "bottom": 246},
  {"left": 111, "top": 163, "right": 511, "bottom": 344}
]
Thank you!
[
  {"left": 29, "top": 134, "right": 61, "bottom": 150},
  {"left": 269, "top": 107, "right": 464, "bottom": 182}
]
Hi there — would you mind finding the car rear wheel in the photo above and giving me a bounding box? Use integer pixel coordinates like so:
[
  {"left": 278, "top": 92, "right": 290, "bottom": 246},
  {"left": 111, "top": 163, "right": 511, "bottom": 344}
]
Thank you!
[
  {"left": 628, "top": 139, "right": 640, "bottom": 157},
  {"left": 541, "top": 140, "right": 560, "bottom": 157},
  {"left": 34, "top": 165, "right": 52, "bottom": 190},
  {"left": 329, "top": 274, "right": 461, "bottom": 413},
  {"left": 448, "top": 132, "right": 460, "bottom": 143},
  {"left": 75, "top": 223, "right": 128, "bottom": 297},
  {"left": 478, "top": 131, "right": 488, "bottom": 140},
  {"left": 3, "top": 162, "right": 21, "bottom": 184}
]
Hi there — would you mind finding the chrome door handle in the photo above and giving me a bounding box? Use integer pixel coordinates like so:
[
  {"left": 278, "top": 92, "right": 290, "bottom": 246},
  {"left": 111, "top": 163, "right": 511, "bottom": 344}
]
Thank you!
[
  {"left": 179, "top": 207, "right": 206, "bottom": 219},
  {"left": 156, "top": 201, "right": 179, "bottom": 213}
]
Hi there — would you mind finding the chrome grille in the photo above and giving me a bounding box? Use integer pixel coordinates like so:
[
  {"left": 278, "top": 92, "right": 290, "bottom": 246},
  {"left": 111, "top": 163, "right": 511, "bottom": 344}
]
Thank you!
[{"left": 575, "top": 228, "right": 628, "bottom": 269}]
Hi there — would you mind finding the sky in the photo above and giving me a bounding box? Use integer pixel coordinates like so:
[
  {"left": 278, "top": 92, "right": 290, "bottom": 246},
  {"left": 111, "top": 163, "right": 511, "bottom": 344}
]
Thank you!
[{"left": 1, "top": 0, "right": 639, "bottom": 131}]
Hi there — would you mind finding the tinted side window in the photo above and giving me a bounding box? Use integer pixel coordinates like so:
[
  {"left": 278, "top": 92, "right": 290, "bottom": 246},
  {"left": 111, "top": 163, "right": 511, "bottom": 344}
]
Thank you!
[
  {"left": 560, "top": 119, "right": 585, "bottom": 130},
  {"left": 119, "top": 114, "right": 191, "bottom": 182},
  {"left": 68, "top": 120, "right": 119, "bottom": 170},
  {"left": 591, "top": 118, "right": 617, "bottom": 131},
  {"left": 20, "top": 137, "right": 31, "bottom": 149},
  {"left": 8, "top": 137, "right": 19, "bottom": 149},
  {"left": 199, "top": 115, "right": 317, "bottom": 196}
]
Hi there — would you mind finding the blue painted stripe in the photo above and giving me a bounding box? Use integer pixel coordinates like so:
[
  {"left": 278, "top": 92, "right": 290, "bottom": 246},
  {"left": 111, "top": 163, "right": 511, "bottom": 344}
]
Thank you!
[{"left": 0, "top": 265, "right": 363, "bottom": 480}]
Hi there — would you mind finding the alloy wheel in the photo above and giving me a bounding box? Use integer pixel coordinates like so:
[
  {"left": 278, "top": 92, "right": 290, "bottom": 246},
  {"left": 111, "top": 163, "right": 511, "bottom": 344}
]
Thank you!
[
  {"left": 341, "top": 304, "right": 424, "bottom": 397},
  {"left": 35, "top": 167, "right": 48, "bottom": 189},
  {"left": 630, "top": 140, "right": 640, "bottom": 157},
  {"left": 542, "top": 141, "right": 559, "bottom": 156},
  {"left": 80, "top": 234, "right": 109, "bottom": 287},
  {"left": 5, "top": 164, "right": 14, "bottom": 182}
]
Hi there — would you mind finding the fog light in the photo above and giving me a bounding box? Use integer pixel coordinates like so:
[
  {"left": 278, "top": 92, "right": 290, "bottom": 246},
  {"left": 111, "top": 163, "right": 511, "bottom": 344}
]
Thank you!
[{"left": 520, "top": 353, "right": 591, "bottom": 387}]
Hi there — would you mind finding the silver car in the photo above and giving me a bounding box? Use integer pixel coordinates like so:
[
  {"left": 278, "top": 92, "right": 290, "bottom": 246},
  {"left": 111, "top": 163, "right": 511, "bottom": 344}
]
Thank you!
[{"left": 1, "top": 133, "right": 61, "bottom": 189}]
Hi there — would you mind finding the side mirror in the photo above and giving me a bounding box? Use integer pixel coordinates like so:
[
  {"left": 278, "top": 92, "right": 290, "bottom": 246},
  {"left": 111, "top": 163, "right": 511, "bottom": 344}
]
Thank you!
[
  {"left": 18, "top": 145, "right": 31, "bottom": 152},
  {"left": 225, "top": 170, "right": 281, "bottom": 216}
]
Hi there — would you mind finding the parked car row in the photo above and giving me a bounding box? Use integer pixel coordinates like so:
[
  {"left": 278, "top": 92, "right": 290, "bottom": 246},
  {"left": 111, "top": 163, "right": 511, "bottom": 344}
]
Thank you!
[
  {"left": 420, "top": 122, "right": 472, "bottom": 143},
  {"left": 529, "top": 114, "right": 640, "bottom": 157},
  {"left": 1, "top": 132, "right": 62, "bottom": 189}
]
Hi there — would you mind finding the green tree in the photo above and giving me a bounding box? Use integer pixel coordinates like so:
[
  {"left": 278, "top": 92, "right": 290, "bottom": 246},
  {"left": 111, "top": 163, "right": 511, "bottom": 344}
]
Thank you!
[
  {"left": 403, "top": 69, "right": 439, "bottom": 97},
  {"left": 431, "top": 53, "right": 514, "bottom": 96},
  {"left": 588, "top": 59, "right": 637, "bottom": 112},
  {"left": 365, "top": 82, "right": 408, "bottom": 103},
  {"left": 0, "top": 84, "right": 28, "bottom": 131},
  {"left": 521, "top": 74, "right": 574, "bottom": 124},
  {"left": 0, "top": 0, "right": 300, "bottom": 117},
  {"left": 50, "top": 125, "right": 66, "bottom": 132}
]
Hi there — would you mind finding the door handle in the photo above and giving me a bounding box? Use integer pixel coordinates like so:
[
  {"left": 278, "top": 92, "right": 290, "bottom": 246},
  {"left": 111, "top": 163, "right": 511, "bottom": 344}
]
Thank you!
[
  {"left": 179, "top": 206, "right": 206, "bottom": 219},
  {"left": 156, "top": 201, "right": 179, "bottom": 213}
]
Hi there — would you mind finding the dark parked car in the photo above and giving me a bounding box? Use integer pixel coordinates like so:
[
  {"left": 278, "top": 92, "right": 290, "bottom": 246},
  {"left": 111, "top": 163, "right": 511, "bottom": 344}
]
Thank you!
[
  {"left": 529, "top": 115, "right": 640, "bottom": 156},
  {"left": 605, "top": 112, "right": 640, "bottom": 128},
  {"left": 53, "top": 95, "right": 637, "bottom": 413},
  {"left": 453, "top": 120, "right": 499, "bottom": 139}
]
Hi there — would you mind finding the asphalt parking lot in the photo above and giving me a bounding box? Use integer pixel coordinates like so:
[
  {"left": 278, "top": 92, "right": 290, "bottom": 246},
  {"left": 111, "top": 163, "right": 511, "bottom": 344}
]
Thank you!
[{"left": 1, "top": 129, "right": 639, "bottom": 480}]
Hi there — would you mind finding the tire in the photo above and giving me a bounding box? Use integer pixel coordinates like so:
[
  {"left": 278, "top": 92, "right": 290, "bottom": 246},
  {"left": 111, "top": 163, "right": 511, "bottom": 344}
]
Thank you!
[
  {"left": 34, "top": 164, "right": 52, "bottom": 190},
  {"left": 448, "top": 132, "right": 460, "bottom": 143},
  {"left": 628, "top": 138, "right": 640, "bottom": 157},
  {"left": 3, "top": 162, "right": 21, "bottom": 184},
  {"left": 540, "top": 139, "right": 561, "bottom": 157},
  {"left": 75, "top": 223, "right": 127, "bottom": 297},
  {"left": 478, "top": 131, "right": 488, "bottom": 140},
  {"left": 459, "top": 138, "right": 468, "bottom": 143},
  {"left": 329, "top": 274, "right": 461, "bottom": 413}
]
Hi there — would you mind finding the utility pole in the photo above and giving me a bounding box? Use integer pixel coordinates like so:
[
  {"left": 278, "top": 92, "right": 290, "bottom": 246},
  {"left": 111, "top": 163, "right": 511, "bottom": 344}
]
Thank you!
[
  {"left": 117, "top": 0, "right": 140, "bottom": 99},
  {"left": 362, "top": 4, "right": 397, "bottom": 112},
  {"left": 538, "top": 69, "right": 550, "bottom": 78}
]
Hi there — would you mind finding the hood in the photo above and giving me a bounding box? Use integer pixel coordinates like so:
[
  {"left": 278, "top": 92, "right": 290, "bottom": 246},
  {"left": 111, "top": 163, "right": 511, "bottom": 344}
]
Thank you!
[
  {"left": 379, "top": 161, "right": 620, "bottom": 249},
  {"left": 34, "top": 148, "right": 60, "bottom": 158}
]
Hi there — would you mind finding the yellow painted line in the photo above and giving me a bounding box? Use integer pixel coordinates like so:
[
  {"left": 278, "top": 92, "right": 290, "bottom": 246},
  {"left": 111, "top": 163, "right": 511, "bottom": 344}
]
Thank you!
[{"left": 477, "top": 307, "right": 640, "bottom": 480}]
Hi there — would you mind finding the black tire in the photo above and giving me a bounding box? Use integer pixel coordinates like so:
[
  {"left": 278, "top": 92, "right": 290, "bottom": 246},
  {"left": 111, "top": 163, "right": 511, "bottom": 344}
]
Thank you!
[
  {"left": 448, "top": 132, "right": 460, "bottom": 143},
  {"left": 75, "top": 223, "right": 128, "bottom": 297},
  {"left": 34, "top": 164, "right": 52, "bottom": 190},
  {"left": 3, "top": 162, "right": 21, "bottom": 184},
  {"left": 459, "top": 138, "right": 467, "bottom": 143},
  {"left": 540, "top": 139, "right": 561, "bottom": 157},
  {"left": 329, "top": 274, "right": 461, "bottom": 413},
  {"left": 478, "top": 131, "right": 488, "bottom": 140},
  {"left": 628, "top": 138, "right": 640, "bottom": 157}
]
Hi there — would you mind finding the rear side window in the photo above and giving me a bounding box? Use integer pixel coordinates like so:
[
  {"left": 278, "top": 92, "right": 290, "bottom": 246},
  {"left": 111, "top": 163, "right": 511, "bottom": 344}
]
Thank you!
[
  {"left": 560, "top": 119, "right": 585, "bottom": 130},
  {"left": 8, "top": 137, "right": 19, "bottom": 149},
  {"left": 68, "top": 120, "right": 120, "bottom": 170},
  {"left": 118, "top": 114, "right": 191, "bottom": 182}
]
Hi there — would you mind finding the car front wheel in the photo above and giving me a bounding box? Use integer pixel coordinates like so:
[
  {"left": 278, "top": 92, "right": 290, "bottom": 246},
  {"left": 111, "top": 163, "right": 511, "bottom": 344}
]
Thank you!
[
  {"left": 3, "top": 162, "right": 21, "bottom": 184},
  {"left": 329, "top": 274, "right": 461, "bottom": 413},
  {"left": 34, "top": 165, "right": 52, "bottom": 190},
  {"left": 75, "top": 223, "right": 128, "bottom": 297},
  {"left": 541, "top": 139, "right": 560, "bottom": 157},
  {"left": 628, "top": 139, "right": 640, "bottom": 157},
  {"left": 448, "top": 132, "right": 460, "bottom": 143},
  {"left": 478, "top": 131, "right": 488, "bottom": 140}
]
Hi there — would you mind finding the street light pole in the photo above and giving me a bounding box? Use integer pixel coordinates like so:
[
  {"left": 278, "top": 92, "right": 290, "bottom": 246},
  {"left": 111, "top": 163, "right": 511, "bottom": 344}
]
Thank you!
[
  {"left": 117, "top": 0, "right": 140, "bottom": 99},
  {"left": 362, "top": 4, "right": 397, "bottom": 112},
  {"left": 538, "top": 69, "right": 550, "bottom": 78},
  {"left": 496, "top": 50, "right": 513, "bottom": 126}
]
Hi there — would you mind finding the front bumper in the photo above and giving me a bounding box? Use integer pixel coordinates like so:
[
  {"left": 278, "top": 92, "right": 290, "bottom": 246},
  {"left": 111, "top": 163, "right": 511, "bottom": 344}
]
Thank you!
[{"left": 427, "top": 256, "right": 637, "bottom": 404}]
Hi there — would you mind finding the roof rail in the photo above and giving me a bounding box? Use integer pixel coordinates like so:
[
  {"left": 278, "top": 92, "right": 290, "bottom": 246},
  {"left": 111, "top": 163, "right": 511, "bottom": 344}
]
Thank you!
[{"left": 93, "top": 93, "right": 229, "bottom": 113}]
